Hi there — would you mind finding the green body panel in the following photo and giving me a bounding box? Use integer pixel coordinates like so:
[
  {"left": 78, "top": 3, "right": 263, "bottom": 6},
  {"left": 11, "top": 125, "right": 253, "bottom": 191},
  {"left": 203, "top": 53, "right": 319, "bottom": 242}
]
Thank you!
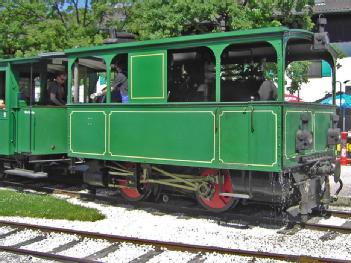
[
  {"left": 16, "top": 107, "right": 67, "bottom": 154},
  {"left": 108, "top": 109, "right": 215, "bottom": 163},
  {"left": 68, "top": 104, "right": 281, "bottom": 172},
  {"left": 0, "top": 67, "right": 17, "bottom": 156},
  {"left": 0, "top": 109, "right": 11, "bottom": 155},
  {"left": 283, "top": 104, "right": 336, "bottom": 168},
  {"left": 219, "top": 106, "right": 279, "bottom": 169},
  {"left": 69, "top": 111, "right": 106, "bottom": 156},
  {"left": 129, "top": 51, "right": 167, "bottom": 103}
]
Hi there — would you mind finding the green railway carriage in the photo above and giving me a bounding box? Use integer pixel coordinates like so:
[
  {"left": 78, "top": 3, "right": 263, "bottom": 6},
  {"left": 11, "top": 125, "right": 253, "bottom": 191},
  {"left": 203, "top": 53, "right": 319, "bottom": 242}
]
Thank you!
[{"left": 0, "top": 27, "right": 340, "bottom": 216}]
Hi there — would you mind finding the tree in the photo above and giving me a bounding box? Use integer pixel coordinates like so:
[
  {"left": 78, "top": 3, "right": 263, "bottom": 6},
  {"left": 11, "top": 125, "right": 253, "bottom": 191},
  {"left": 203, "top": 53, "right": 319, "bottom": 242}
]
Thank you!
[
  {"left": 128, "top": 0, "right": 314, "bottom": 40},
  {"left": 0, "top": 0, "right": 132, "bottom": 57}
]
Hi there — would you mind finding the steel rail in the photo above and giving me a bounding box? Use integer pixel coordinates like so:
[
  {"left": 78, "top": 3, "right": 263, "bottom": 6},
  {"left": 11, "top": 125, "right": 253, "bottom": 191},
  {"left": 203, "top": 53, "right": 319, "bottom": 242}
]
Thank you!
[
  {"left": 0, "top": 245, "right": 99, "bottom": 263},
  {"left": 0, "top": 220, "right": 349, "bottom": 263},
  {"left": 326, "top": 209, "right": 351, "bottom": 219},
  {"left": 303, "top": 222, "right": 351, "bottom": 234}
]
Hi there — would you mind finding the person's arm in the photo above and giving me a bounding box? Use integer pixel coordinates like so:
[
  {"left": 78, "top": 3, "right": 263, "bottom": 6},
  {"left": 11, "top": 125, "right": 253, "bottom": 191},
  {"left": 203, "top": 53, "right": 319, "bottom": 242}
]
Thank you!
[
  {"left": 272, "top": 82, "right": 278, "bottom": 100},
  {"left": 113, "top": 73, "right": 126, "bottom": 87},
  {"left": 50, "top": 92, "right": 64, "bottom": 106}
]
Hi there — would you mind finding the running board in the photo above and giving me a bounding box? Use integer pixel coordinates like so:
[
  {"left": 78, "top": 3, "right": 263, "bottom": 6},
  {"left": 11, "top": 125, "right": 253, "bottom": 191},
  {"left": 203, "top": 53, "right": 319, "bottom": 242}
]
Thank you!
[
  {"left": 219, "top": 193, "right": 250, "bottom": 199},
  {"left": 4, "top": 169, "right": 48, "bottom": 179}
]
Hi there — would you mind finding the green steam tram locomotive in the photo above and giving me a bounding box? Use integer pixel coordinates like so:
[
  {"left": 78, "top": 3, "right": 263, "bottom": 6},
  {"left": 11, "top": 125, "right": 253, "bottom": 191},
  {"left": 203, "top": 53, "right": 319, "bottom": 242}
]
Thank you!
[{"left": 0, "top": 27, "right": 340, "bottom": 217}]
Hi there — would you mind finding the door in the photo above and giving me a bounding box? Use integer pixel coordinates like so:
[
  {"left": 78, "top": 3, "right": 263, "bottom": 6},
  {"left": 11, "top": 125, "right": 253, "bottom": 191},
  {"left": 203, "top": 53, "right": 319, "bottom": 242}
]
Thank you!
[{"left": 0, "top": 69, "right": 11, "bottom": 155}]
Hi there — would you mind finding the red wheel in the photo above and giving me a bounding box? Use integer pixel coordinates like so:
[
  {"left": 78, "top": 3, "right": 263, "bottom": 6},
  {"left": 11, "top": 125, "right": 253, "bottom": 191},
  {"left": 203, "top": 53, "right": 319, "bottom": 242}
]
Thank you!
[
  {"left": 117, "top": 163, "right": 152, "bottom": 202},
  {"left": 118, "top": 179, "right": 151, "bottom": 202},
  {"left": 196, "top": 169, "right": 238, "bottom": 212}
]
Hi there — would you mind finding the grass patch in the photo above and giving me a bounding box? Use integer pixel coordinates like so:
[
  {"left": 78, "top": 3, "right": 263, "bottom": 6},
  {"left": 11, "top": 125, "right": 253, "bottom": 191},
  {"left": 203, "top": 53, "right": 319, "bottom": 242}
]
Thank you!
[{"left": 0, "top": 189, "right": 105, "bottom": 221}]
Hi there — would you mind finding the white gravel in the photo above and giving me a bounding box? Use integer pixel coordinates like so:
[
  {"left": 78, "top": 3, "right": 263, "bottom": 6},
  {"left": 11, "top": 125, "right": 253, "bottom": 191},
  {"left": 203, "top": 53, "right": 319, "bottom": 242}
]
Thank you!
[
  {"left": 0, "top": 252, "right": 56, "bottom": 263},
  {"left": 101, "top": 242, "right": 153, "bottom": 263},
  {"left": 0, "top": 226, "right": 13, "bottom": 234},
  {"left": 147, "top": 250, "right": 195, "bottom": 263},
  {"left": 1, "top": 193, "right": 351, "bottom": 261},
  {"left": 57, "top": 238, "right": 110, "bottom": 258},
  {"left": 22, "top": 232, "right": 78, "bottom": 252},
  {"left": 203, "top": 253, "right": 287, "bottom": 263},
  {"left": 0, "top": 229, "right": 39, "bottom": 246}
]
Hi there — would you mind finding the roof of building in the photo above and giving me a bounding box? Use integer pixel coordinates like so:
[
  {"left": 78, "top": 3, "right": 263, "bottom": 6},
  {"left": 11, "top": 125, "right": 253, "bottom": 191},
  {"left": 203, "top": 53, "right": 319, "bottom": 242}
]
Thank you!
[{"left": 314, "top": 0, "right": 351, "bottom": 14}]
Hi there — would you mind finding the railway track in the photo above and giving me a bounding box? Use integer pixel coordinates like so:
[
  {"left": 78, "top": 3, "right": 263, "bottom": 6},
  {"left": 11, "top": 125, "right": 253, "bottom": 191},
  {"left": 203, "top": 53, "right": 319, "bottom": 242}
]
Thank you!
[
  {"left": 0, "top": 220, "right": 349, "bottom": 263},
  {"left": 2, "top": 178, "right": 351, "bottom": 235}
]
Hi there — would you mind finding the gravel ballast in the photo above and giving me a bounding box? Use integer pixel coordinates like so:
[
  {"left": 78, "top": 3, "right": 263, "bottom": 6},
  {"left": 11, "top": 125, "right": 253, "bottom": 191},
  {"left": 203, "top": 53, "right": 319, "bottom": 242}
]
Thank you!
[{"left": 1, "top": 193, "right": 351, "bottom": 261}]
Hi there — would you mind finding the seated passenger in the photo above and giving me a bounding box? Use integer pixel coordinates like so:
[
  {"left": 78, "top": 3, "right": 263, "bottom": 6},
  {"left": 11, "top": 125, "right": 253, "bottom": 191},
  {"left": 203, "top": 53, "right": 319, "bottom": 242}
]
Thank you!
[
  {"left": 258, "top": 77, "right": 277, "bottom": 101},
  {"left": 47, "top": 72, "right": 67, "bottom": 106},
  {"left": 0, "top": 99, "right": 5, "bottom": 109},
  {"left": 111, "top": 63, "right": 128, "bottom": 103}
]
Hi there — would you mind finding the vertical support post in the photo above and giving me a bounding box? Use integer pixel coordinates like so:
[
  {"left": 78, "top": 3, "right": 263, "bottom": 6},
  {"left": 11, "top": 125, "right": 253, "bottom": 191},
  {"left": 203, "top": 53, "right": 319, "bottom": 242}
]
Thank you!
[
  {"left": 73, "top": 61, "right": 79, "bottom": 103},
  {"left": 104, "top": 56, "right": 113, "bottom": 103},
  {"left": 270, "top": 39, "right": 284, "bottom": 102},
  {"left": 215, "top": 55, "right": 221, "bottom": 102},
  {"left": 208, "top": 44, "right": 226, "bottom": 103},
  {"left": 29, "top": 63, "right": 33, "bottom": 153},
  {"left": 39, "top": 71, "right": 47, "bottom": 105},
  {"left": 332, "top": 65, "right": 336, "bottom": 105},
  {"left": 67, "top": 60, "right": 72, "bottom": 104}
]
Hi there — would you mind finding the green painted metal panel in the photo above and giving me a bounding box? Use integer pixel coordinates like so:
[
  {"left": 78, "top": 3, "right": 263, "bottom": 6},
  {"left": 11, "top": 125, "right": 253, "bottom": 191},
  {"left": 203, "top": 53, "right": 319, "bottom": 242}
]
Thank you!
[
  {"left": 109, "top": 109, "right": 215, "bottom": 163},
  {"left": 69, "top": 111, "right": 106, "bottom": 156},
  {"left": 129, "top": 51, "right": 167, "bottom": 103},
  {"left": 283, "top": 105, "right": 335, "bottom": 167},
  {"left": 0, "top": 110, "right": 10, "bottom": 155},
  {"left": 219, "top": 106, "right": 279, "bottom": 169},
  {"left": 284, "top": 109, "right": 313, "bottom": 160},
  {"left": 68, "top": 104, "right": 282, "bottom": 172},
  {"left": 16, "top": 109, "right": 30, "bottom": 153},
  {"left": 16, "top": 108, "right": 67, "bottom": 154},
  {"left": 314, "top": 111, "right": 333, "bottom": 151},
  {"left": 219, "top": 109, "right": 249, "bottom": 164}
]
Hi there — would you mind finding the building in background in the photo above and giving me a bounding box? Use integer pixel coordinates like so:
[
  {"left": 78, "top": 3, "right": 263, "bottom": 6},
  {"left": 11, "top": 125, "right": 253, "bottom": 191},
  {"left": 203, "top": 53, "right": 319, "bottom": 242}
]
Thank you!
[{"left": 289, "top": 0, "right": 351, "bottom": 130}]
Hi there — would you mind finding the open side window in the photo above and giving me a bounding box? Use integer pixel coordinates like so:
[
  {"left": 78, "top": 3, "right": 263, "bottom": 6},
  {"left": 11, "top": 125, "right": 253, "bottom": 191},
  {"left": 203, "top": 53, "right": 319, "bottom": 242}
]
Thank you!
[
  {"left": 12, "top": 58, "right": 68, "bottom": 106},
  {"left": 71, "top": 57, "right": 107, "bottom": 103},
  {"left": 109, "top": 53, "right": 128, "bottom": 103},
  {"left": 0, "top": 71, "right": 5, "bottom": 108},
  {"left": 220, "top": 42, "right": 278, "bottom": 102},
  {"left": 167, "top": 46, "right": 215, "bottom": 102},
  {"left": 285, "top": 38, "right": 334, "bottom": 103}
]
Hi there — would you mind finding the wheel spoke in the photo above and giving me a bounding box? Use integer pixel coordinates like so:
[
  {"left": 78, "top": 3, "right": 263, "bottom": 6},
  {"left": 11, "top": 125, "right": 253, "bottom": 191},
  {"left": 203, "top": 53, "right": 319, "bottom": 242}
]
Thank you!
[{"left": 196, "top": 169, "right": 238, "bottom": 212}]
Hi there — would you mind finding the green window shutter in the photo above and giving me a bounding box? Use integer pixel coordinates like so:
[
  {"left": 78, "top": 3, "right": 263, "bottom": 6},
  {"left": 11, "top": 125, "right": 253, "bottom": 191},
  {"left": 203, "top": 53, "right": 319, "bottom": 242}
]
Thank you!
[{"left": 322, "top": 60, "right": 331, "bottom": 77}]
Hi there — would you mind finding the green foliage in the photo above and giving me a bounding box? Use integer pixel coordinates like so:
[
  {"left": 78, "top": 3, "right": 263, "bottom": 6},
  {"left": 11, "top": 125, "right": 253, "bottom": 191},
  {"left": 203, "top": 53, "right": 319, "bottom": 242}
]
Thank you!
[
  {"left": 0, "top": 0, "right": 131, "bottom": 57},
  {"left": 0, "top": 0, "right": 315, "bottom": 93},
  {"left": 0, "top": 189, "right": 104, "bottom": 221},
  {"left": 286, "top": 61, "right": 311, "bottom": 94},
  {"left": 128, "top": 0, "right": 314, "bottom": 40}
]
